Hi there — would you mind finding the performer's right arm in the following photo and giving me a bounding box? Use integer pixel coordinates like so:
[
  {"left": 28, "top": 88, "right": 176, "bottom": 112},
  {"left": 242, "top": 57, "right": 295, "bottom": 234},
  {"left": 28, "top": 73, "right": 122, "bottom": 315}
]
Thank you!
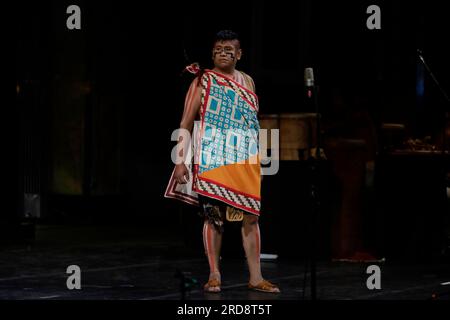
[{"left": 174, "top": 77, "right": 201, "bottom": 184}]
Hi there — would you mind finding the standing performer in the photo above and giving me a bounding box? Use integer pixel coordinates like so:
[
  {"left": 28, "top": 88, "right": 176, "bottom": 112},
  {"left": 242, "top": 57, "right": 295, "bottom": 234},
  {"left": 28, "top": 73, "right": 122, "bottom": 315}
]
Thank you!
[{"left": 165, "top": 30, "right": 280, "bottom": 293}]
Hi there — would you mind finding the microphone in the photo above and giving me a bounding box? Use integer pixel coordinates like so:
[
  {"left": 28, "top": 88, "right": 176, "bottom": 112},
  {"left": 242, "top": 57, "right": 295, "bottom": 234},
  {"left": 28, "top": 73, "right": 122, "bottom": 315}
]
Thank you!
[{"left": 304, "top": 67, "right": 314, "bottom": 87}]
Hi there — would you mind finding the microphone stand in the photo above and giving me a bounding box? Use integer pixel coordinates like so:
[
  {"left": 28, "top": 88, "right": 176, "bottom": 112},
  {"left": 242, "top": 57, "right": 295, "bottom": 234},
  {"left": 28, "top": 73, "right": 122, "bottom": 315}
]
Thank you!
[
  {"left": 417, "top": 50, "right": 450, "bottom": 105},
  {"left": 417, "top": 49, "right": 450, "bottom": 156},
  {"left": 302, "top": 82, "right": 324, "bottom": 301}
]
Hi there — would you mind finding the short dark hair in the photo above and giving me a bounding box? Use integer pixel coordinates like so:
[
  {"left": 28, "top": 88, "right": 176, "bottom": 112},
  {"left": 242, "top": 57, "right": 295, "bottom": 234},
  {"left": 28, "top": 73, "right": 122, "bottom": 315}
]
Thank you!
[{"left": 213, "top": 30, "right": 240, "bottom": 48}]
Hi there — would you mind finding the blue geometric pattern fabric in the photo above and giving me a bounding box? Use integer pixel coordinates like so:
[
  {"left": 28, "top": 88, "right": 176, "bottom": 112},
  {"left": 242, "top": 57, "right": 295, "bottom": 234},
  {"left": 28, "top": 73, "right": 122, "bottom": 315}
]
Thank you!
[{"left": 199, "top": 75, "right": 259, "bottom": 174}]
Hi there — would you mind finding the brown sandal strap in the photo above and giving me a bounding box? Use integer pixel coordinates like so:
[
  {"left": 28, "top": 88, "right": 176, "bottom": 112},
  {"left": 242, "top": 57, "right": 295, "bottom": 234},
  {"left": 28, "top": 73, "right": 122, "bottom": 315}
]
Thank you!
[
  {"left": 204, "top": 278, "right": 221, "bottom": 291},
  {"left": 249, "top": 280, "right": 280, "bottom": 292}
]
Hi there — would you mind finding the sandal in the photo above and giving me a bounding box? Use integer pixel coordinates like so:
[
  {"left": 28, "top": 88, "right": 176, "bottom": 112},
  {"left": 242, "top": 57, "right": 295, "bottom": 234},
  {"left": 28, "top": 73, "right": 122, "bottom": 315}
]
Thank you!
[
  {"left": 204, "top": 278, "right": 221, "bottom": 293},
  {"left": 248, "top": 279, "right": 280, "bottom": 293}
]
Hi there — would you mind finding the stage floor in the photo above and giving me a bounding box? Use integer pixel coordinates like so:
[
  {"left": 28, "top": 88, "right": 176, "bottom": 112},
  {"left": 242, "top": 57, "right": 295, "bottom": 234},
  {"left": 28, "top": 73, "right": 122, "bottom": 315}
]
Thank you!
[{"left": 0, "top": 224, "right": 449, "bottom": 300}]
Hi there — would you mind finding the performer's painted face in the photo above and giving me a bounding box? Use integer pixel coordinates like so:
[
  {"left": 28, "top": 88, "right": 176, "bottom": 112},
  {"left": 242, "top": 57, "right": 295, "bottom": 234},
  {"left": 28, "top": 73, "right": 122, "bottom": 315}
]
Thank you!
[{"left": 212, "top": 40, "right": 241, "bottom": 70}]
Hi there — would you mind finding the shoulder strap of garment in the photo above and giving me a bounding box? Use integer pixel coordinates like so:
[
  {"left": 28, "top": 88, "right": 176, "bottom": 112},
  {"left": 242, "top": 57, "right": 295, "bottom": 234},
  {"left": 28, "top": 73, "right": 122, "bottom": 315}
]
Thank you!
[{"left": 239, "top": 71, "right": 256, "bottom": 93}]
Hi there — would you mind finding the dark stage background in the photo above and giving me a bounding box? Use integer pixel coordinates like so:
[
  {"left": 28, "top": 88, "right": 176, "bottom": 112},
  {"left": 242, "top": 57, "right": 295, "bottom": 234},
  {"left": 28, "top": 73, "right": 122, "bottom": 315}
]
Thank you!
[{"left": 8, "top": 0, "right": 450, "bottom": 261}]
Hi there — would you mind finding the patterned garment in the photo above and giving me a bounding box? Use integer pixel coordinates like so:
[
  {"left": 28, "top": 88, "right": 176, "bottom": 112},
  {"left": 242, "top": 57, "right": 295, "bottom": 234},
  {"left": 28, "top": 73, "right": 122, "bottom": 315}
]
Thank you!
[
  {"left": 192, "top": 70, "right": 261, "bottom": 215},
  {"left": 165, "top": 69, "right": 261, "bottom": 215}
]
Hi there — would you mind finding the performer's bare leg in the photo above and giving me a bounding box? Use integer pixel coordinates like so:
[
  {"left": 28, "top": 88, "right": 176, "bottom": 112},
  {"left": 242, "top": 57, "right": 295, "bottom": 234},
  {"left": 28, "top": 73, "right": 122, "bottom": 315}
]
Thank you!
[
  {"left": 203, "top": 219, "right": 222, "bottom": 292},
  {"left": 242, "top": 214, "right": 280, "bottom": 293},
  {"left": 242, "top": 214, "right": 263, "bottom": 284}
]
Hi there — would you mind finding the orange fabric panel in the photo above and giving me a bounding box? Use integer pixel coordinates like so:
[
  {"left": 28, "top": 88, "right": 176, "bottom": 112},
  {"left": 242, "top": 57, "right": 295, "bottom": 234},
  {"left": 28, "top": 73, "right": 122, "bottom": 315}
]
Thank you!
[{"left": 198, "top": 155, "right": 261, "bottom": 198}]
